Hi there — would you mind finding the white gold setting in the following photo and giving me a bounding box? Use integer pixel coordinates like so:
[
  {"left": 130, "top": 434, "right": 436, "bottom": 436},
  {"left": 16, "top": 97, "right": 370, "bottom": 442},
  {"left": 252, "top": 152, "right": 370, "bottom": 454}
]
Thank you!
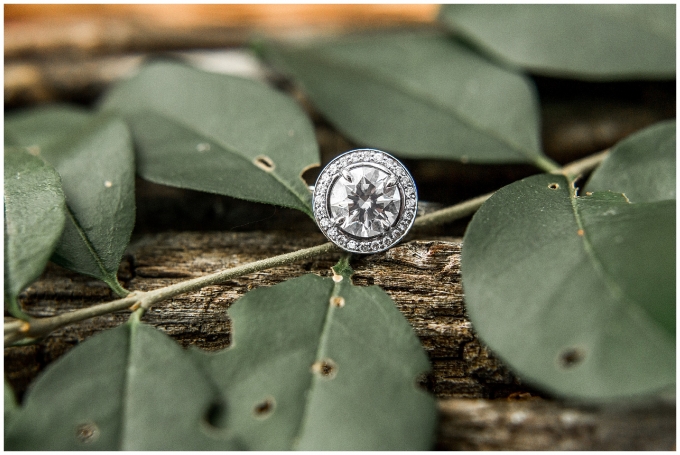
[{"left": 312, "top": 149, "right": 418, "bottom": 254}]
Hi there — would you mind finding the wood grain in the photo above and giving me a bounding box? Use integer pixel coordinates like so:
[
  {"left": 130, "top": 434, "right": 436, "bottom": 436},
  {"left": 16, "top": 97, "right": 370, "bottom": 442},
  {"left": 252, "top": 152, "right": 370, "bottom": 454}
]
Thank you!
[
  {"left": 5, "top": 231, "right": 526, "bottom": 400},
  {"left": 5, "top": 5, "right": 438, "bottom": 58},
  {"left": 5, "top": 230, "right": 674, "bottom": 450}
]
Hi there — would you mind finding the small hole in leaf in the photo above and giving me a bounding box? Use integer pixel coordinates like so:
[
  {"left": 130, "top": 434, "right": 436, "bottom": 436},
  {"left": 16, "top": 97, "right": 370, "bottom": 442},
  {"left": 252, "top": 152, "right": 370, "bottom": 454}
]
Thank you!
[
  {"left": 548, "top": 183, "right": 560, "bottom": 190},
  {"left": 559, "top": 347, "right": 586, "bottom": 368},
  {"left": 253, "top": 397, "right": 275, "bottom": 419},
  {"left": 312, "top": 359, "right": 337, "bottom": 379},
  {"left": 75, "top": 422, "right": 100, "bottom": 444},
  {"left": 254, "top": 155, "right": 275, "bottom": 172},
  {"left": 415, "top": 372, "right": 433, "bottom": 391},
  {"left": 330, "top": 296, "right": 345, "bottom": 308},
  {"left": 204, "top": 399, "right": 228, "bottom": 429}
]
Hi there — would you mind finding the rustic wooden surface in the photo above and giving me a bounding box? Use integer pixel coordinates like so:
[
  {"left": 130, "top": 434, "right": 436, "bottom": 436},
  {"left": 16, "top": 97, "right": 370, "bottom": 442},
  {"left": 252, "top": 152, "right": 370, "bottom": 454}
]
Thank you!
[
  {"left": 437, "top": 397, "right": 675, "bottom": 450},
  {"left": 5, "top": 231, "right": 526, "bottom": 400},
  {"left": 5, "top": 230, "right": 674, "bottom": 450},
  {"left": 5, "top": 4, "right": 437, "bottom": 58},
  {"left": 4, "top": 5, "right": 676, "bottom": 449}
]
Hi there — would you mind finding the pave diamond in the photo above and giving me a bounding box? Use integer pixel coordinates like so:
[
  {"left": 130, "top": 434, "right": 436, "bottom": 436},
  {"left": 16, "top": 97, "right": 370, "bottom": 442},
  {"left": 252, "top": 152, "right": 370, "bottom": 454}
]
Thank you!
[{"left": 329, "top": 165, "right": 401, "bottom": 238}]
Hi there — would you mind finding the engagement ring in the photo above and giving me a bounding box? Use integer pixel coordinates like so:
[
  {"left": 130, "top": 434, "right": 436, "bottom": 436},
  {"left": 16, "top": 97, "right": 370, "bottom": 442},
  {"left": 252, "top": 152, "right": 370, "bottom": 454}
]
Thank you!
[{"left": 311, "top": 149, "right": 418, "bottom": 254}]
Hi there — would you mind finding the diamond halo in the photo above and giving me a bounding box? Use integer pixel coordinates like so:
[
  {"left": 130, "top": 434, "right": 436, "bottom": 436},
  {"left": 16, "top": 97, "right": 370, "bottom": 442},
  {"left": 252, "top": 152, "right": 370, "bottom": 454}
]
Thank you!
[{"left": 312, "top": 149, "right": 418, "bottom": 254}]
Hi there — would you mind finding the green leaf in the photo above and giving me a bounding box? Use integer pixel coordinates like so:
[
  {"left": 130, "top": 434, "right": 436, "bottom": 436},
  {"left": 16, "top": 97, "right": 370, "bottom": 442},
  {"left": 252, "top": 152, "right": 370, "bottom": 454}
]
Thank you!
[
  {"left": 260, "top": 31, "right": 556, "bottom": 170},
  {"left": 4, "top": 321, "right": 240, "bottom": 450},
  {"left": 5, "top": 109, "right": 136, "bottom": 295},
  {"left": 99, "top": 60, "right": 318, "bottom": 216},
  {"left": 4, "top": 104, "right": 90, "bottom": 149},
  {"left": 4, "top": 148, "right": 66, "bottom": 318},
  {"left": 461, "top": 173, "right": 675, "bottom": 399},
  {"left": 439, "top": 5, "right": 676, "bottom": 80},
  {"left": 585, "top": 120, "right": 676, "bottom": 203},
  {"left": 193, "top": 271, "right": 436, "bottom": 450},
  {"left": 5, "top": 379, "right": 19, "bottom": 430}
]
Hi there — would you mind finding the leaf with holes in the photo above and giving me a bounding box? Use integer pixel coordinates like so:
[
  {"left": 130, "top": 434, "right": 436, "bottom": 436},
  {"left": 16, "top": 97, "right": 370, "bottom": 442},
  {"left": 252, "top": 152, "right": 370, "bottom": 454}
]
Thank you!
[
  {"left": 4, "top": 104, "right": 90, "bottom": 149},
  {"left": 439, "top": 4, "right": 676, "bottom": 80},
  {"left": 461, "top": 173, "right": 675, "bottom": 399},
  {"left": 99, "top": 60, "right": 319, "bottom": 216},
  {"left": 259, "top": 31, "right": 556, "bottom": 170},
  {"left": 4, "top": 320, "right": 240, "bottom": 450},
  {"left": 4, "top": 148, "right": 66, "bottom": 319},
  {"left": 192, "top": 267, "right": 436, "bottom": 450},
  {"left": 5, "top": 109, "right": 135, "bottom": 296},
  {"left": 585, "top": 120, "right": 676, "bottom": 203}
]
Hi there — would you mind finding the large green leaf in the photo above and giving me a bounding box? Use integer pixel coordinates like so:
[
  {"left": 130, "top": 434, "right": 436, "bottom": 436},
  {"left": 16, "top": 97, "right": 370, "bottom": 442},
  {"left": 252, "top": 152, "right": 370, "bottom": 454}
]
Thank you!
[
  {"left": 461, "top": 173, "right": 675, "bottom": 399},
  {"left": 4, "top": 148, "right": 66, "bottom": 318},
  {"left": 586, "top": 120, "right": 676, "bottom": 203},
  {"left": 439, "top": 5, "right": 676, "bottom": 80},
  {"left": 4, "top": 321, "right": 240, "bottom": 450},
  {"left": 5, "top": 109, "right": 136, "bottom": 296},
  {"left": 260, "top": 31, "right": 556, "bottom": 169},
  {"left": 193, "top": 269, "right": 436, "bottom": 450},
  {"left": 4, "top": 104, "right": 90, "bottom": 149},
  {"left": 99, "top": 60, "right": 318, "bottom": 216}
]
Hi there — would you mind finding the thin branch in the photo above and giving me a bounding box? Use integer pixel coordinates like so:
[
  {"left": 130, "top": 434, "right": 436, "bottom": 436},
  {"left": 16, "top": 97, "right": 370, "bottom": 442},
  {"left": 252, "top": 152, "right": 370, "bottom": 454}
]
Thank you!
[
  {"left": 556, "top": 149, "right": 610, "bottom": 180},
  {"left": 4, "top": 149, "right": 610, "bottom": 346},
  {"left": 413, "top": 192, "right": 494, "bottom": 230},
  {"left": 9, "top": 241, "right": 337, "bottom": 344}
]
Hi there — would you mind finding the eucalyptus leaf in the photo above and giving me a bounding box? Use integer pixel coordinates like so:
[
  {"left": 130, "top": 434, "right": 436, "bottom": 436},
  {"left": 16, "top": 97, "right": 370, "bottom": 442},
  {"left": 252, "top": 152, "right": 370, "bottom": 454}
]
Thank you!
[
  {"left": 4, "top": 321, "right": 240, "bottom": 450},
  {"left": 4, "top": 148, "right": 66, "bottom": 318},
  {"left": 4, "top": 104, "right": 90, "bottom": 149},
  {"left": 193, "top": 270, "right": 436, "bottom": 450},
  {"left": 99, "top": 60, "right": 318, "bottom": 216},
  {"left": 260, "top": 31, "right": 556, "bottom": 169},
  {"left": 462, "top": 173, "right": 675, "bottom": 399},
  {"left": 439, "top": 4, "right": 676, "bottom": 80},
  {"left": 6, "top": 110, "right": 136, "bottom": 296},
  {"left": 5, "top": 379, "right": 19, "bottom": 430},
  {"left": 586, "top": 120, "right": 676, "bottom": 202}
]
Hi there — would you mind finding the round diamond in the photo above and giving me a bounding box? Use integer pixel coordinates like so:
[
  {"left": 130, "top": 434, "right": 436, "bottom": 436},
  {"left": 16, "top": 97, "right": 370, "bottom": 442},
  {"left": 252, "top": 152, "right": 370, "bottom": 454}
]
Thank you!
[
  {"left": 371, "top": 241, "right": 380, "bottom": 250},
  {"left": 329, "top": 165, "right": 402, "bottom": 238},
  {"left": 319, "top": 218, "right": 329, "bottom": 228},
  {"left": 347, "top": 240, "right": 357, "bottom": 249},
  {"left": 360, "top": 243, "right": 369, "bottom": 252},
  {"left": 327, "top": 227, "right": 337, "bottom": 237}
]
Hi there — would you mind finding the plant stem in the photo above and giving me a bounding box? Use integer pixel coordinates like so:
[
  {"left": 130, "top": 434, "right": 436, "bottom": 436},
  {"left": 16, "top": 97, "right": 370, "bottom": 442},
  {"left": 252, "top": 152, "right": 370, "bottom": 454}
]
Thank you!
[
  {"left": 413, "top": 192, "right": 494, "bottom": 230},
  {"left": 556, "top": 149, "right": 609, "bottom": 180},
  {"left": 534, "top": 155, "right": 562, "bottom": 173},
  {"left": 7, "top": 242, "right": 337, "bottom": 345},
  {"left": 4, "top": 149, "right": 610, "bottom": 346}
]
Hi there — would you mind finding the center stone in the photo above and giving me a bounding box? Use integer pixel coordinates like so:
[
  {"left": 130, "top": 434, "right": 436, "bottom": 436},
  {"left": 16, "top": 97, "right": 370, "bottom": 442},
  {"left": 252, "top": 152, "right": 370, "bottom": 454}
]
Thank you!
[{"left": 329, "top": 165, "right": 401, "bottom": 238}]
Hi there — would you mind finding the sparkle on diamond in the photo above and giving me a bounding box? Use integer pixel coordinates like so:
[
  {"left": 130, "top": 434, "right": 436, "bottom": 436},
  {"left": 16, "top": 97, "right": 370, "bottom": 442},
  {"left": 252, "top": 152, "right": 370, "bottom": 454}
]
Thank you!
[{"left": 329, "top": 165, "right": 401, "bottom": 238}]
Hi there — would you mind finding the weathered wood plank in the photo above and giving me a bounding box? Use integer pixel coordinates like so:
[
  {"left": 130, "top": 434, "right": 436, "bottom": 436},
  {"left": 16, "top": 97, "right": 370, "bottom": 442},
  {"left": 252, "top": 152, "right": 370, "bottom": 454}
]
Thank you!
[
  {"left": 5, "top": 230, "right": 674, "bottom": 450},
  {"left": 437, "top": 397, "right": 675, "bottom": 450},
  {"left": 5, "top": 231, "right": 527, "bottom": 400}
]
